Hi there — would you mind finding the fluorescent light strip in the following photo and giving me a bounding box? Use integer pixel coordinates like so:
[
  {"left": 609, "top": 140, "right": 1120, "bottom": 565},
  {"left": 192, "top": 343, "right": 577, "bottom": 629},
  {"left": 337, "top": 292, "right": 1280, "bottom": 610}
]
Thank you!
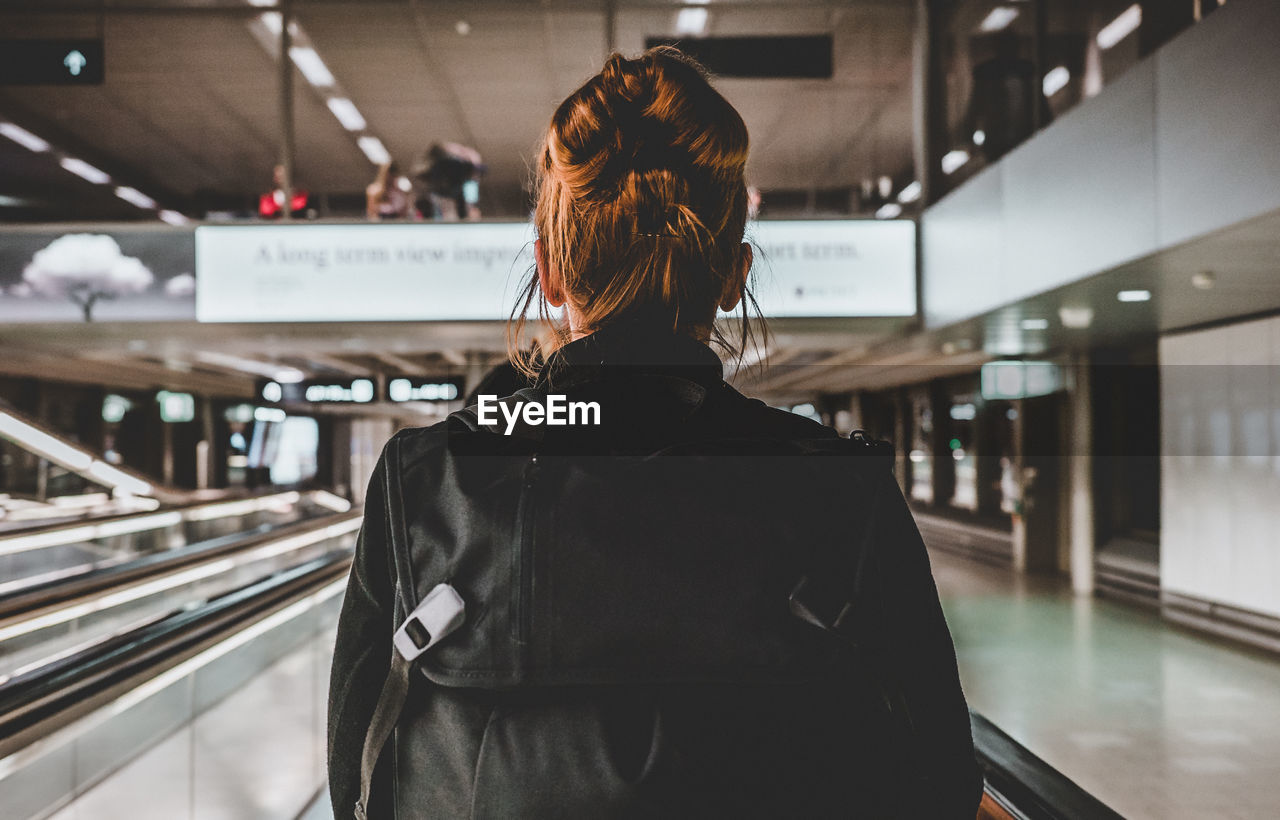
[
  {"left": 0, "top": 122, "right": 51, "bottom": 152},
  {"left": 875, "top": 203, "right": 903, "bottom": 220},
  {"left": 59, "top": 157, "right": 111, "bottom": 185},
  {"left": 675, "top": 7, "right": 709, "bottom": 36},
  {"left": 0, "top": 577, "right": 345, "bottom": 783},
  {"left": 1042, "top": 66, "right": 1070, "bottom": 97},
  {"left": 158, "top": 209, "right": 189, "bottom": 225},
  {"left": 326, "top": 97, "right": 367, "bottom": 131},
  {"left": 1097, "top": 4, "right": 1142, "bottom": 50},
  {"left": 115, "top": 186, "right": 157, "bottom": 209},
  {"left": 1117, "top": 289, "right": 1151, "bottom": 302},
  {"left": 357, "top": 136, "right": 390, "bottom": 165},
  {"left": 896, "top": 181, "right": 921, "bottom": 204},
  {"left": 941, "top": 149, "right": 970, "bottom": 175},
  {"left": 1020, "top": 318, "right": 1050, "bottom": 330},
  {"left": 979, "top": 7, "right": 1020, "bottom": 32},
  {"left": 0, "top": 515, "right": 360, "bottom": 642},
  {"left": 289, "top": 46, "right": 336, "bottom": 88}
]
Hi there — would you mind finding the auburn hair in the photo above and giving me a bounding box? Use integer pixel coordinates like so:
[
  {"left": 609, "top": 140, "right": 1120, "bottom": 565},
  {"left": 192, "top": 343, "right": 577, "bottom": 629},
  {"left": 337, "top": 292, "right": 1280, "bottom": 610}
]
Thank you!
[{"left": 511, "top": 47, "right": 761, "bottom": 373}]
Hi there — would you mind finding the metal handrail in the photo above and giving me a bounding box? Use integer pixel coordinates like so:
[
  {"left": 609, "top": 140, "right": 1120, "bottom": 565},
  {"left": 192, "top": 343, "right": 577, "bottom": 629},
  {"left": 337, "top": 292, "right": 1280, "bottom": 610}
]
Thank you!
[
  {"left": 0, "top": 549, "right": 351, "bottom": 753},
  {"left": 971, "top": 710, "right": 1124, "bottom": 820}
]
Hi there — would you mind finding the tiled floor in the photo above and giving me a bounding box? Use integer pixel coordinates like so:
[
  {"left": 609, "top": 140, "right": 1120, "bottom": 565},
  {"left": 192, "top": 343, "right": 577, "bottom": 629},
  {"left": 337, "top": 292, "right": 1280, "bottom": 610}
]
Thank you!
[{"left": 930, "top": 547, "right": 1280, "bottom": 819}]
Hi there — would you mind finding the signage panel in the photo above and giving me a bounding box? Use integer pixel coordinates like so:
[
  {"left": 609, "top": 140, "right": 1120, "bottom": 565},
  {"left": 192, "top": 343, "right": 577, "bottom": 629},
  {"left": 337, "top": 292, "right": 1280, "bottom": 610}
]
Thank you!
[
  {"left": 258, "top": 378, "right": 378, "bottom": 405},
  {"left": 980, "top": 361, "right": 1063, "bottom": 400},
  {"left": 197, "top": 223, "right": 534, "bottom": 323},
  {"left": 197, "top": 220, "right": 916, "bottom": 322},
  {"left": 386, "top": 378, "right": 463, "bottom": 403},
  {"left": 744, "top": 219, "right": 915, "bottom": 318},
  {"left": 0, "top": 40, "right": 105, "bottom": 85}
]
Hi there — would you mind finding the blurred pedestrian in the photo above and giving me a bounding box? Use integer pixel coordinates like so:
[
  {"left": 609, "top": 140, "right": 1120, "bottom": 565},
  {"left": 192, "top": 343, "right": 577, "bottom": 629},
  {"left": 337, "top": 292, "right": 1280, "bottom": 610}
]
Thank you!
[{"left": 365, "top": 161, "right": 415, "bottom": 221}]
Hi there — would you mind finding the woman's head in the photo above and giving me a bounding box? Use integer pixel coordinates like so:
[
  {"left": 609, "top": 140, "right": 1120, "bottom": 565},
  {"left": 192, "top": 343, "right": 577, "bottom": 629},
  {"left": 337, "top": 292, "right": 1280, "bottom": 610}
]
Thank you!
[{"left": 515, "top": 47, "right": 758, "bottom": 364}]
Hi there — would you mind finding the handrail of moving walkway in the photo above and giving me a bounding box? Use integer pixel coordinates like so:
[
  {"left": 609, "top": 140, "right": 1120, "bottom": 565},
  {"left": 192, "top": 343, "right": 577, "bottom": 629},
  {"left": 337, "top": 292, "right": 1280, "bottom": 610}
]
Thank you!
[
  {"left": 0, "top": 508, "right": 360, "bottom": 621},
  {"left": 0, "top": 548, "right": 352, "bottom": 758},
  {"left": 971, "top": 710, "right": 1124, "bottom": 820}
]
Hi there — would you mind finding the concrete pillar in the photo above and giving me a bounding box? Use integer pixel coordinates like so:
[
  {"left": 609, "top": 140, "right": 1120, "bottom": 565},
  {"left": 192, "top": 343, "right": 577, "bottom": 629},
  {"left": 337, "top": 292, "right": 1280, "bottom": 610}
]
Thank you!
[{"left": 1067, "top": 353, "right": 1095, "bottom": 595}]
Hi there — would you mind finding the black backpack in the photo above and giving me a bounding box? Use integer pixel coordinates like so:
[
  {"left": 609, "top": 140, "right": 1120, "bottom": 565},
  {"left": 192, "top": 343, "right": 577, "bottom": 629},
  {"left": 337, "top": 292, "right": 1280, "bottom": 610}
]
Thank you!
[{"left": 352, "top": 392, "right": 918, "bottom": 819}]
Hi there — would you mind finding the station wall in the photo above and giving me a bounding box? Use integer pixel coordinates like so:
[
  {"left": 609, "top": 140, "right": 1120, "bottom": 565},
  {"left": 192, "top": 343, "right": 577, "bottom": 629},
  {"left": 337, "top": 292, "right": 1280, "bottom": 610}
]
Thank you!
[{"left": 1160, "top": 315, "right": 1280, "bottom": 618}]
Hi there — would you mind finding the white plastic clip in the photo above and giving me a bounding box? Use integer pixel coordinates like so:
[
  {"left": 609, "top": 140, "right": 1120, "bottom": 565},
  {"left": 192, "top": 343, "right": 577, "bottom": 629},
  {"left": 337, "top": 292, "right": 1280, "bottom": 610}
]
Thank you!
[{"left": 392, "top": 583, "right": 466, "bottom": 662}]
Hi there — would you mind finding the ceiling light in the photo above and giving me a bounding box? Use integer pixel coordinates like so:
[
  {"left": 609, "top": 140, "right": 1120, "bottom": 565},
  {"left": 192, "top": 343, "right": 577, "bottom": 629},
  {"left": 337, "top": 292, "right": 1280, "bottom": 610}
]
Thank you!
[
  {"left": 875, "top": 202, "right": 903, "bottom": 219},
  {"left": 326, "top": 97, "right": 367, "bottom": 131},
  {"left": 1097, "top": 4, "right": 1142, "bottom": 50},
  {"left": 979, "top": 7, "right": 1020, "bottom": 32},
  {"left": 1020, "top": 318, "right": 1049, "bottom": 330},
  {"left": 1042, "top": 66, "right": 1070, "bottom": 96},
  {"left": 289, "top": 47, "right": 336, "bottom": 88},
  {"left": 257, "top": 12, "right": 299, "bottom": 38},
  {"left": 1191, "top": 270, "right": 1216, "bottom": 290},
  {"left": 973, "top": 129, "right": 986, "bottom": 146},
  {"left": 1117, "top": 289, "right": 1151, "bottom": 302},
  {"left": 877, "top": 175, "right": 893, "bottom": 198},
  {"left": 114, "top": 186, "right": 156, "bottom": 209},
  {"left": 675, "top": 7, "right": 709, "bottom": 36},
  {"left": 247, "top": 0, "right": 277, "bottom": 6},
  {"left": 455, "top": 20, "right": 471, "bottom": 36},
  {"left": 158, "top": 210, "right": 189, "bottom": 225},
  {"left": 0, "top": 122, "right": 50, "bottom": 152},
  {"left": 396, "top": 176, "right": 412, "bottom": 192},
  {"left": 941, "top": 149, "right": 970, "bottom": 175},
  {"left": 59, "top": 157, "right": 110, "bottom": 184},
  {"left": 274, "top": 368, "right": 306, "bottom": 384},
  {"left": 357, "top": 136, "right": 391, "bottom": 165},
  {"left": 1058, "top": 305, "right": 1094, "bottom": 329},
  {"left": 897, "top": 181, "right": 921, "bottom": 203}
]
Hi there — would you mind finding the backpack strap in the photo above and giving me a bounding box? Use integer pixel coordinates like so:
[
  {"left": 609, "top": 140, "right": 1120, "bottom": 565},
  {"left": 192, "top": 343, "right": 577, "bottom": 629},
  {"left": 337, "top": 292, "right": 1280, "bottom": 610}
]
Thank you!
[{"left": 354, "top": 583, "right": 466, "bottom": 820}]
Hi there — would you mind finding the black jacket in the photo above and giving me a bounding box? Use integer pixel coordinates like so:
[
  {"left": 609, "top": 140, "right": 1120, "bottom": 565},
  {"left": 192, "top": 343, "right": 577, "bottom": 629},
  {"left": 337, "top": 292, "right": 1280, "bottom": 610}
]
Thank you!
[{"left": 328, "top": 324, "right": 982, "bottom": 818}]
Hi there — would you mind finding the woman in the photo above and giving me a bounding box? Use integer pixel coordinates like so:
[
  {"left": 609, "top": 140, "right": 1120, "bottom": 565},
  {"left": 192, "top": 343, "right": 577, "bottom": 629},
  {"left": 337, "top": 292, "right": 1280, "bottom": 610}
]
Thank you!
[{"left": 329, "top": 48, "right": 981, "bottom": 819}]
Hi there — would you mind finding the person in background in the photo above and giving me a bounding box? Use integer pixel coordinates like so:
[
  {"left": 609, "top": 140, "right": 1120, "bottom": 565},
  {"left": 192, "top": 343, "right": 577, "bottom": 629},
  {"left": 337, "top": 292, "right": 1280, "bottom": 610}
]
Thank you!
[
  {"left": 259, "top": 164, "right": 313, "bottom": 219},
  {"left": 366, "top": 161, "right": 415, "bottom": 221},
  {"left": 413, "top": 142, "right": 485, "bottom": 220}
]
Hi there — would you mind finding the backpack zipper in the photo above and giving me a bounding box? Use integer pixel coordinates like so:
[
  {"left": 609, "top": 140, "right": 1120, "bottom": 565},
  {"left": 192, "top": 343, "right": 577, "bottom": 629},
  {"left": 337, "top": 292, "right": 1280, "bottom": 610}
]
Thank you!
[{"left": 512, "top": 455, "right": 539, "bottom": 651}]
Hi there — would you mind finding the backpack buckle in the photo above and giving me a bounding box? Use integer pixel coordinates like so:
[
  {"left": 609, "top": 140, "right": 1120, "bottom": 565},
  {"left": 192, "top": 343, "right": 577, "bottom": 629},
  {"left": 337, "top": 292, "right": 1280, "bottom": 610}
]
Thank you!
[{"left": 392, "top": 583, "right": 466, "bottom": 662}]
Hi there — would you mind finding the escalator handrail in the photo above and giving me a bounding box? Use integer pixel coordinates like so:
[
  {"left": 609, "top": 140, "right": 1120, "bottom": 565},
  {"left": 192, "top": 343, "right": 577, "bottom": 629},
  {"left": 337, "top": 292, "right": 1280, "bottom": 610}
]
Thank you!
[
  {"left": 0, "top": 509, "right": 360, "bottom": 620},
  {"left": 971, "top": 710, "right": 1124, "bottom": 820},
  {"left": 0, "top": 549, "right": 351, "bottom": 744}
]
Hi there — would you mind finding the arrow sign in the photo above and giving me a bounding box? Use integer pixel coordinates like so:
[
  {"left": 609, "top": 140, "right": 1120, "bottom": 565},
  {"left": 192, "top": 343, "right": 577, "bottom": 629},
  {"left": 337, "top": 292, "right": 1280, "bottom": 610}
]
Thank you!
[
  {"left": 63, "top": 50, "right": 88, "bottom": 77},
  {"left": 0, "top": 40, "right": 104, "bottom": 85}
]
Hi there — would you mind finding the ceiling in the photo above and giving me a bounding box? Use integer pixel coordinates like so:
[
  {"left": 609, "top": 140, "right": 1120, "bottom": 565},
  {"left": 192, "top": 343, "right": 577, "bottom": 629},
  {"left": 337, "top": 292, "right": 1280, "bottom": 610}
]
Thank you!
[{"left": 0, "top": 0, "right": 918, "bottom": 219}]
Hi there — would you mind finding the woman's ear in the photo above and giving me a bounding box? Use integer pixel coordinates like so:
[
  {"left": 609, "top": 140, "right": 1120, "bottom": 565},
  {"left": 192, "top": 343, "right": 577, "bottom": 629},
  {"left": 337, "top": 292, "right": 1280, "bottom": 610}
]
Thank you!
[
  {"left": 719, "top": 242, "right": 752, "bottom": 312},
  {"left": 535, "top": 238, "right": 566, "bottom": 308}
]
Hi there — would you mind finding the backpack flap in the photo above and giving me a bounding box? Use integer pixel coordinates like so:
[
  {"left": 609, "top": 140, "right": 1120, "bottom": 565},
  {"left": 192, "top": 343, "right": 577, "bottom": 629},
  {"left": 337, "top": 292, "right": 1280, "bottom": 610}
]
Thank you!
[{"left": 387, "top": 427, "right": 887, "bottom": 689}]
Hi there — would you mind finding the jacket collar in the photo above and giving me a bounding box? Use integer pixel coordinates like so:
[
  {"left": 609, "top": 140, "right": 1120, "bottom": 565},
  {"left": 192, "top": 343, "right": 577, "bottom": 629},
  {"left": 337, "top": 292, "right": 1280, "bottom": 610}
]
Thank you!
[{"left": 539, "top": 319, "right": 724, "bottom": 392}]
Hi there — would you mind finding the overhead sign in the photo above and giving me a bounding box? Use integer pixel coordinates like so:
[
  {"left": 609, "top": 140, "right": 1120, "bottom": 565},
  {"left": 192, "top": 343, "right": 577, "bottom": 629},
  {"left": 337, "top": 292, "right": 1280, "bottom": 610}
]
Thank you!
[
  {"left": 981, "top": 361, "right": 1062, "bottom": 400},
  {"left": 386, "top": 378, "right": 463, "bottom": 403},
  {"left": 0, "top": 40, "right": 105, "bottom": 85},
  {"left": 745, "top": 220, "right": 915, "bottom": 318},
  {"left": 196, "top": 220, "right": 916, "bottom": 323},
  {"left": 259, "top": 378, "right": 377, "bottom": 405},
  {"left": 197, "top": 223, "right": 534, "bottom": 323}
]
